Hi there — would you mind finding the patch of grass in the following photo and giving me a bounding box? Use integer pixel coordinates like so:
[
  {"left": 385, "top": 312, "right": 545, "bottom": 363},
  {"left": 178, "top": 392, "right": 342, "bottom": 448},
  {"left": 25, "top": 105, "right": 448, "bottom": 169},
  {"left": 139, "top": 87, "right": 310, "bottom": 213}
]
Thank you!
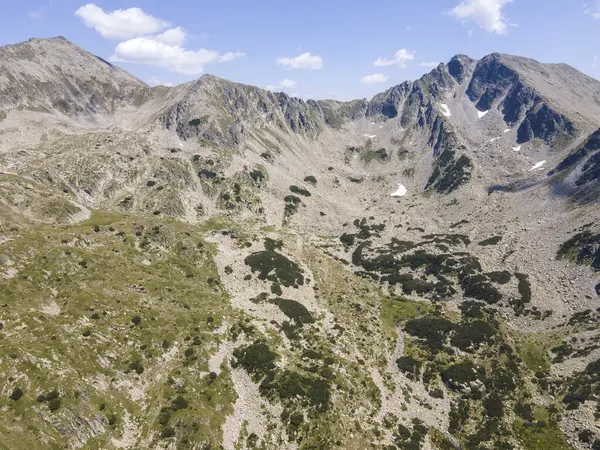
[
  {"left": 514, "top": 407, "right": 573, "bottom": 450},
  {"left": 518, "top": 337, "right": 551, "bottom": 373},
  {"left": 381, "top": 296, "right": 430, "bottom": 329},
  {"left": 0, "top": 211, "right": 237, "bottom": 448}
]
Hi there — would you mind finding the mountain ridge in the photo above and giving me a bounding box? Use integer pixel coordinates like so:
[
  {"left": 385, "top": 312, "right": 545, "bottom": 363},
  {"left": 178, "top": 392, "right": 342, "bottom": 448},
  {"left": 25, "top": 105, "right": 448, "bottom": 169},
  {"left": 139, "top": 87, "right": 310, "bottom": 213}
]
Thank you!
[{"left": 1, "top": 36, "right": 600, "bottom": 450}]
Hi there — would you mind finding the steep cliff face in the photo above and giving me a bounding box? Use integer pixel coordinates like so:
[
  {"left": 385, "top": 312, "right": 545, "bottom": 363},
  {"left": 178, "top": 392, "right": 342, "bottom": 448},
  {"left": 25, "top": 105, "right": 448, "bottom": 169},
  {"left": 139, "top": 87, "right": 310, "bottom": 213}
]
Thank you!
[
  {"left": 366, "top": 82, "right": 412, "bottom": 119},
  {"left": 516, "top": 103, "right": 576, "bottom": 144},
  {"left": 466, "top": 54, "right": 576, "bottom": 144},
  {"left": 551, "top": 128, "right": 600, "bottom": 200},
  {"left": 447, "top": 54, "right": 476, "bottom": 83}
]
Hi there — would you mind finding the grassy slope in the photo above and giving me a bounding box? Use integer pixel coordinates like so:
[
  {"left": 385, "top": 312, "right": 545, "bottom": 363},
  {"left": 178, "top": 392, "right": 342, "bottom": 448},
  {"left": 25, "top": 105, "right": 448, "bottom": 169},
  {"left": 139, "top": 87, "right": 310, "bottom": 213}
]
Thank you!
[{"left": 0, "top": 211, "right": 237, "bottom": 449}]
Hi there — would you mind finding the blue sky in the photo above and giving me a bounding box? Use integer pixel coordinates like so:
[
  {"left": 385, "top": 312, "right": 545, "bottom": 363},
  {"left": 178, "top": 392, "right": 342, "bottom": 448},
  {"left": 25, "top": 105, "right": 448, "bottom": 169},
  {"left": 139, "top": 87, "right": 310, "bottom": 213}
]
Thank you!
[{"left": 1, "top": 1, "right": 600, "bottom": 100}]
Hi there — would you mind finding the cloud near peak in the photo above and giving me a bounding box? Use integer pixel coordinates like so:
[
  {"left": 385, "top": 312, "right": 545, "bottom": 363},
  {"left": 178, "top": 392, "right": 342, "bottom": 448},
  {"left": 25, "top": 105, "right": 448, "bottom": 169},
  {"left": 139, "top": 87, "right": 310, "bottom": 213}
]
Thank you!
[
  {"left": 265, "top": 79, "right": 297, "bottom": 91},
  {"left": 112, "top": 35, "right": 244, "bottom": 75},
  {"left": 76, "top": 4, "right": 244, "bottom": 75},
  {"left": 374, "top": 49, "right": 415, "bottom": 68},
  {"left": 75, "top": 3, "right": 169, "bottom": 39},
  {"left": 450, "top": 0, "right": 513, "bottom": 35},
  {"left": 360, "top": 73, "right": 389, "bottom": 85}
]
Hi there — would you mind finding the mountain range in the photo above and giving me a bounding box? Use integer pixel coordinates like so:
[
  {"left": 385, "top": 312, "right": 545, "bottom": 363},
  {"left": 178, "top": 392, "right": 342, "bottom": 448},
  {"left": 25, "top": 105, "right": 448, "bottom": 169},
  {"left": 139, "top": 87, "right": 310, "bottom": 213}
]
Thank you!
[{"left": 1, "top": 37, "right": 600, "bottom": 450}]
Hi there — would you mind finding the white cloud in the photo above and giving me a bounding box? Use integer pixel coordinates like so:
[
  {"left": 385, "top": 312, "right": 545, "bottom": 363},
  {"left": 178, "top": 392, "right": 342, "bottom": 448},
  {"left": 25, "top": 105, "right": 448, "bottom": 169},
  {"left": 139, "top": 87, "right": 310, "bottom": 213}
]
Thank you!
[
  {"left": 76, "top": 4, "right": 244, "bottom": 75},
  {"left": 219, "top": 52, "right": 246, "bottom": 63},
  {"left": 361, "top": 73, "right": 390, "bottom": 85},
  {"left": 154, "top": 27, "right": 186, "bottom": 46},
  {"left": 585, "top": 1, "right": 600, "bottom": 18},
  {"left": 75, "top": 3, "right": 169, "bottom": 39},
  {"left": 265, "top": 79, "right": 297, "bottom": 91},
  {"left": 29, "top": 10, "right": 43, "bottom": 19},
  {"left": 280, "top": 79, "right": 297, "bottom": 88},
  {"left": 113, "top": 34, "right": 244, "bottom": 75},
  {"left": 374, "top": 49, "right": 415, "bottom": 68},
  {"left": 420, "top": 61, "right": 440, "bottom": 68},
  {"left": 277, "top": 52, "right": 323, "bottom": 70},
  {"left": 148, "top": 76, "right": 173, "bottom": 87},
  {"left": 450, "top": 0, "right": 512, "bottom": 35},
  {"left": 593, "top": 56, "right": 598, "bottom": 68}
]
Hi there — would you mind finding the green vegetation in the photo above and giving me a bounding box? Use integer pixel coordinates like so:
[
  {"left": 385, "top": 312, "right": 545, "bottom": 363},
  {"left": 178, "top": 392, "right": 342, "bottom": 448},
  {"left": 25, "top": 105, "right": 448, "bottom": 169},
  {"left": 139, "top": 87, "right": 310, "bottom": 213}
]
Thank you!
[
  {"left": 360, "top": 148, "right": 389, "bottom": 165},
  {"left": 557, "top": 230, "right": 600, "bottom": 270},
  {"left": 478, "top": 236, "right": 503, "bottom": 246},
  {"left": 396, "top": 356, "right": 422, "bottom": 381},
  {"left": 303, "top": 175, "right": 317, "bottom": 185},
  {"left": 283, "top": 194, "right": 301, "bottom": 219},
  {"left": 271, "top": 298, "right": 314, "bottom": 325},
  {"left": 244, "top": 249, "right": 304, "bottom": 287},
  {"left": 404, "top": 317, "right": 455, "bottom": 350},
  {"left": 289, "top": 185, "right": 311, "bottom": 197},
  {"left": 426, "top": 150, "right": 473, "bottom": 194},
  {"left": 486, "top": 271, "right": 512, "bottom": 284},
  {"left": 514, "top": 406, "right": 573, "bottom": 450},
  {"left": 0, "top": 211, "right": 236, "bottom": 448}
]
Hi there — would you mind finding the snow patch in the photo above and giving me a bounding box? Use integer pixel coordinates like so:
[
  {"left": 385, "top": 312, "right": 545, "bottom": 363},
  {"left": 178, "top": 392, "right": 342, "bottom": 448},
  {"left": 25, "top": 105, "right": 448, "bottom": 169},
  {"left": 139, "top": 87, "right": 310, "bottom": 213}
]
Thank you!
[
  {"left": 390, "top": 183, "right": 407, "bottom": 197},
  {"left": 529, "top": 160, "right": 546, "bottom": 171},
  {"left": 439, "top": 103, "right": 451, "bottom": 117},
  {"left": 504, "top": 129, "right": 510, "bottom": 133},
  {"left": 477, "top": 110, "right": 489, "bottom": 119},
  {"left": 512, "top": 145, "right": 521, "bottom": 152},
  {"left": 490, "top": 137, "right": 500, "bottom": 143},
  {"left": 363, "top": 134, "right": 377, "bottom": 139}
]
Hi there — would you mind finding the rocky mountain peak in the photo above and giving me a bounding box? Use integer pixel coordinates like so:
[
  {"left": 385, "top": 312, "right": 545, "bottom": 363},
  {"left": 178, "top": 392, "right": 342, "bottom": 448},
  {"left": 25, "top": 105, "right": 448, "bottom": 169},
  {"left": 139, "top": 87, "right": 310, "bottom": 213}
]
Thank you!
[
  {"left": 0, "top": 36, "right": 146, "bottom": 119},
  {"left": 447, "top": 54, "right": 476, "bottom": 83}
]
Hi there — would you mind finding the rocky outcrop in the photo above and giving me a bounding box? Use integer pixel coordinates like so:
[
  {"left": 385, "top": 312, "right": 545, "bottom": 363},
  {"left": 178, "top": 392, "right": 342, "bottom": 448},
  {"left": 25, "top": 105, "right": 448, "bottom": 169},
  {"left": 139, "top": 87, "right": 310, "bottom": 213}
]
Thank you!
[
  {"left": 467, "top": 54, "right": 577, "bottom": 144},
  {"left": 467, "top": 54, "right": 518, "bottom": 111},
  {"left": 319, "top": 99, "right": 368, "bottom": 128},
  {"left": 554, "top": 129, "right": 600, "bottom": 174},
  {"left": 447, "top": 54, "right": 475, "bottom": 83},
  {"left": 425, "top": 149, "right": 473, "bottom": 194},
  {"left": 366, "top": 82, "right": 412, "bottom": 119},
  {"left": 516, "top": 103, "right": 575, "bottom": 144}
]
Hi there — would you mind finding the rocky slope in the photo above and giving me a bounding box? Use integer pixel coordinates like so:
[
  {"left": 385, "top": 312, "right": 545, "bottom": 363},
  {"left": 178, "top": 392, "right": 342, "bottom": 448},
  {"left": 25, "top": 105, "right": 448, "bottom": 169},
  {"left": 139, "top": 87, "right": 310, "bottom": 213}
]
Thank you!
[{"left": 1, "top": 37, "right": 600, "bottom": 450}]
